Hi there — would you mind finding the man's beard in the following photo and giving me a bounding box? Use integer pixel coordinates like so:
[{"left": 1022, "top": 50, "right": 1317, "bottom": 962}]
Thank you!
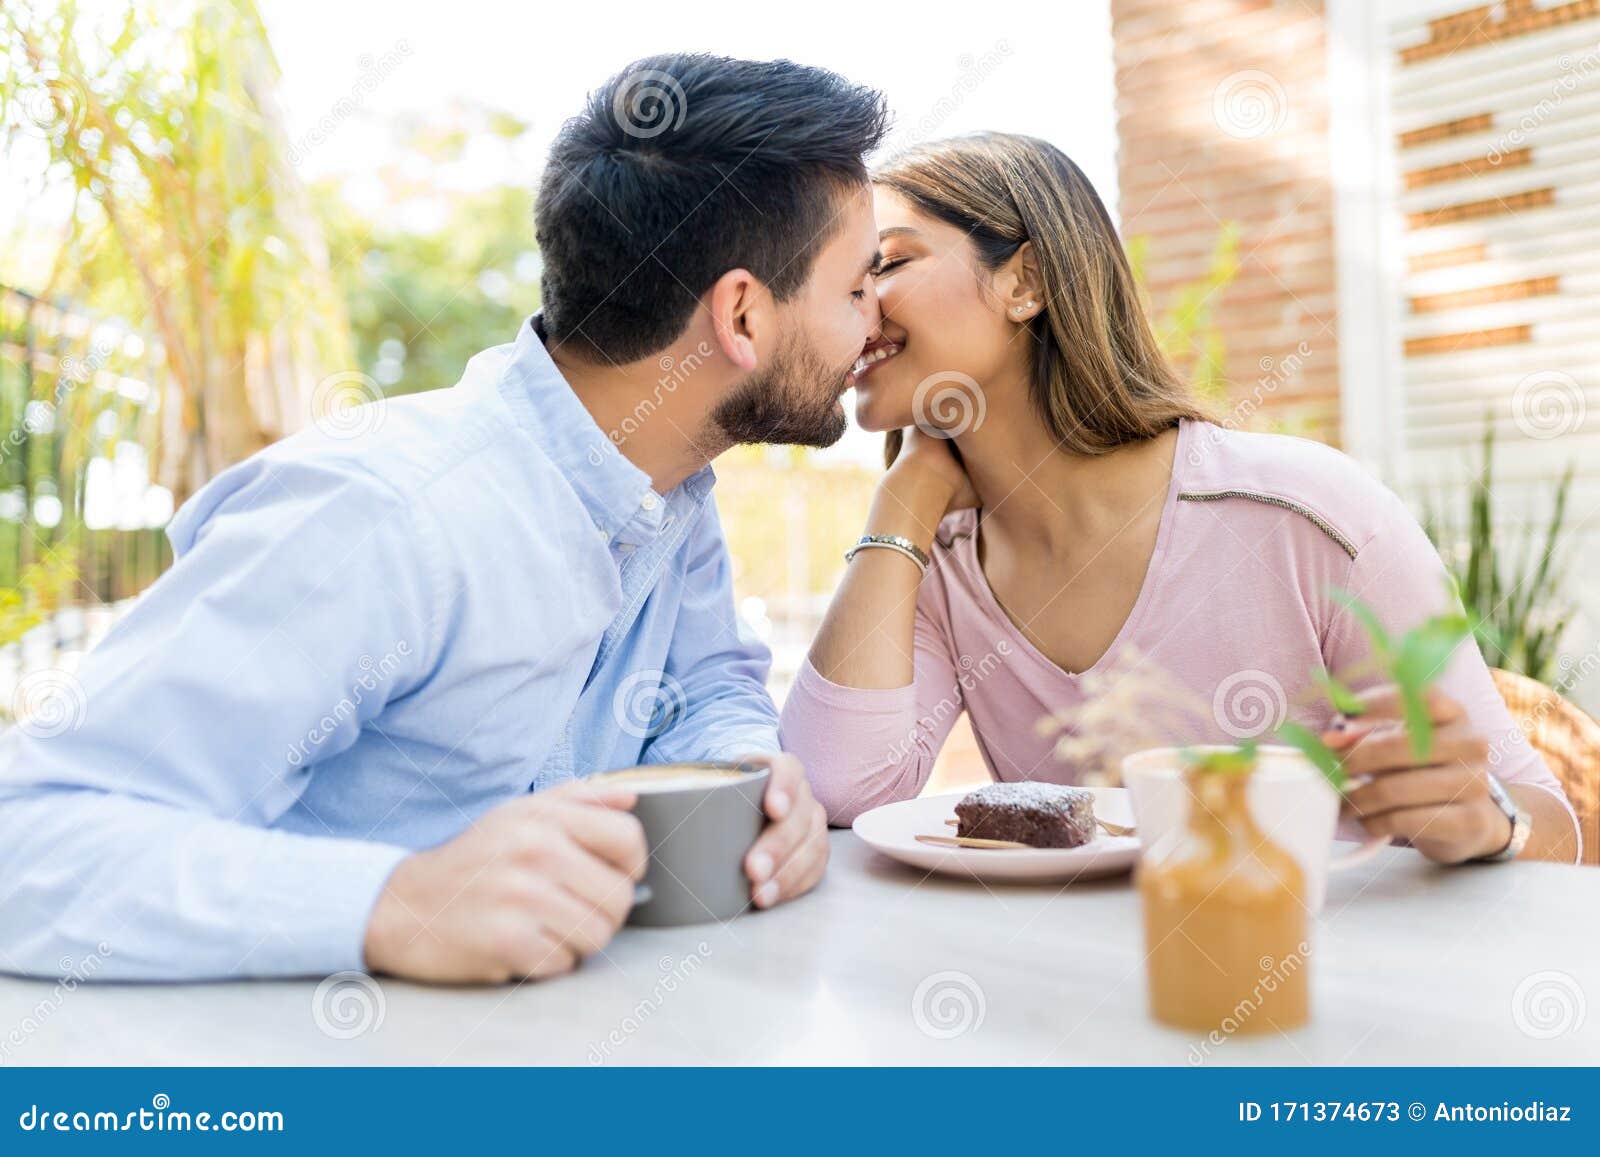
[{"left": 710, "top": 333, "right": 851, "bottom": 449}]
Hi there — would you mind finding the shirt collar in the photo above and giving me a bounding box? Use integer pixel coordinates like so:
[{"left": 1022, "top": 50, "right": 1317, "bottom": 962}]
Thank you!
[{"left": 493, "top": 315, "right": 714, "bottom": 543}]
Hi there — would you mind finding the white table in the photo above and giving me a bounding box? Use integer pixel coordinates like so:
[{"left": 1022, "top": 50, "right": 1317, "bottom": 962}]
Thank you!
[{"left": 2, "top": 831, "right": 1596, "bottom": 1065}]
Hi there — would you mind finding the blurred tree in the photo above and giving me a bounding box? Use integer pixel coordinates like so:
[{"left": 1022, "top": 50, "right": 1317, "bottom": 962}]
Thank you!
[
  {"left": 313, "top": 102, "right": 538, "bottom": 395},
  {"left": 1, "top": 0, "right": 352, "bottom": 503}
]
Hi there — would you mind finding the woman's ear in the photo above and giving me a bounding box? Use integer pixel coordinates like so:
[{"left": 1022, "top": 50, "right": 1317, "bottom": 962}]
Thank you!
[
  {"left": 707, "top": 269, "right": 764, "bottom": 372},
  {"left": 999, "top": 241, "right": 1044, "bottom": 323}
]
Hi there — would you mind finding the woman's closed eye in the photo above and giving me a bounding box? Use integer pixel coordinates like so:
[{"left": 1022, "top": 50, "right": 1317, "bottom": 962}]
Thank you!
[{"left": 873, "top": 256, "right": 910, "bottom": 278}]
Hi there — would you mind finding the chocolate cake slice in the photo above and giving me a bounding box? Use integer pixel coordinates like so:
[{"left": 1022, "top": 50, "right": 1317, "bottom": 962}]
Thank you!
[{"left": 955, "top": 782, "right": 1096, "bottom": 848}]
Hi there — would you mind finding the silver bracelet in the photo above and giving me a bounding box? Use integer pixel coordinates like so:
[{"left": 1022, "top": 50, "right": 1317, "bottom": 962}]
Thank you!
[{"left": 844, "top": 534, "right": 930, "bottom": 576}]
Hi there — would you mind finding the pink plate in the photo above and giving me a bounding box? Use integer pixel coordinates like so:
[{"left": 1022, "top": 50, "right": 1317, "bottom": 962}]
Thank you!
[{"left": 851, "top": 788, "right": 1141, "bottom": 883}]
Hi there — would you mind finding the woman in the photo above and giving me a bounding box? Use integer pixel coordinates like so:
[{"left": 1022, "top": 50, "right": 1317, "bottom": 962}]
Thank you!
[{"left": 778, "top": 133, "right": 1580, "bottom": 864}]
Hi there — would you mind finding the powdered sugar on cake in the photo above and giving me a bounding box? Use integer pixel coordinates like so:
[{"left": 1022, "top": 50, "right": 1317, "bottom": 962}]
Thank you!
[{"left": 964, "top": 781, "right": 1093, "bottom": 812}]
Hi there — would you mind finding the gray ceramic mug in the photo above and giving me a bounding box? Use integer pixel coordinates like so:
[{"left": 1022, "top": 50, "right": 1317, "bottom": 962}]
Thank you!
[{"left": 588, "top": 761, "right": 770, "bottom": 927}]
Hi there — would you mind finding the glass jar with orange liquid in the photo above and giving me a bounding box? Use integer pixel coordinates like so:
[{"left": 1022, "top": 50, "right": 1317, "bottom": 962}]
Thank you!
[{"left": 1138, "top": 750, "right": 1310, "bottom": 1034}]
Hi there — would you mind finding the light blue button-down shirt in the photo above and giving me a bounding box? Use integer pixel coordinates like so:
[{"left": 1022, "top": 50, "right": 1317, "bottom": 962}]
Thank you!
[{"left": 0, "top": 317, "right": 779, "bottom": 980}]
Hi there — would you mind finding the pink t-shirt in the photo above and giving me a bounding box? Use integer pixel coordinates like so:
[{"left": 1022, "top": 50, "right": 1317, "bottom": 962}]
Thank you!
[{"left": 779, "top": 419, "right": 1579, "bottom": 855}]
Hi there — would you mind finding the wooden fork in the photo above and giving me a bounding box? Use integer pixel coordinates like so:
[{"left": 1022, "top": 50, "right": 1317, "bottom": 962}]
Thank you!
[{"left": 917, "top": 833, "right": 1030, "bottom": 850}]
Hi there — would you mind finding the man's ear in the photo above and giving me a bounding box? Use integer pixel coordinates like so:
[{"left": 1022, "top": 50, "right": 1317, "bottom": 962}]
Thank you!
[
  {"left": 707, "top": 269, "right": 766, "bottom": 372},
  {"left": 998, "top": 241, "right": 1045, "bottom": 322}
]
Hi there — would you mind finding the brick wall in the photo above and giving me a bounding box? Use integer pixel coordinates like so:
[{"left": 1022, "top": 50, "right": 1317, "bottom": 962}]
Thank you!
[{"left": 1111, "top": 0, "right": 1341, "bottom": 442}]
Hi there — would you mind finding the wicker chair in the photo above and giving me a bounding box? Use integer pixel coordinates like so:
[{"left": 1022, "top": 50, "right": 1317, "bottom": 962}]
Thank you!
[{"left": 1490, "top": 668, "right": 1600, "bottom": 865}]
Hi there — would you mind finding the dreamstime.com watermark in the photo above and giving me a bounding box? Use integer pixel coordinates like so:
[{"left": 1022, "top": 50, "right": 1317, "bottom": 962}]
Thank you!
[
  {"left": 9, "top": 668, "right": 88, "bottom": 740},
  {"left": 1186, "top": 941, "right": 1312, "bottom": 1065},
  {"left": 312, "top": 971, "right": 386, "bottom": 1040},
  {"left": 1487, "top": 40, "right": 1600, "bottom": 163},
  {"left": 0, "top": 944, "right": 112, "bottom": 1065},
  {"left": 1212, "top": 668, "right": 1289, "bottom": 740},
  {"left": 312, "top": 371, "right": 387, "bottom": 440},
  {"left": 587, "top": 942, "right": 712, "bottom": 1064},
  {"left": 1487, "top": 641, "right": 1600, "bottom": 770},
  {"left": 288, "top": 40, "right": 413, "bottom": 166},
  {"left": 1187, "top": 341, "right": 1314, "bottom": 466},
  {"left": 612, "top": 68, "right": 689, "bottom": 139},
  {"left": 1212, "top": 70, "right": 1287, "bottom": 140},
  {"left": 286, "top": 642, "right": 413, "bottom": 768},
  {"left": 880, "top": 41, "right": 1013, "bottom": 155},
  {"left": 884, "top": 641, "right": 1012, "bottom": 766},
  {"left": 611, "top": 669, "right": 687, "bottom": 741},
  {"left": 912, "top": 970, "right": 986, "bottom": 1040},
  {"left": 587, "top": 342, "right": 714, "bottom": 461},
  {"left": 1, "top": 332, "right": 122, "bottom": 468},
  {"left": 16, "top": 1094, "right": 283, "bottom": 1134},
  {"left": 1510, "top": 969, "right": 1587, "bottom": 1040}
]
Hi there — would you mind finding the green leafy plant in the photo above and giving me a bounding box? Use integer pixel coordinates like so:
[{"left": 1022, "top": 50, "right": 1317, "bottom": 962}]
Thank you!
[
  {"left": 1129, "top": 224, "right": 1241, "bottom": 405},
  {"left": 1181, "top": 742, "right": 1259, "bottom": 776},
  {"left": 1420, "top": 420, "right": 1575, "bottom": 684},
  {"left": 0, "top": 550, "right": 78, "bottom": 649},
  {"left": 1276, "top": 585, "right": 1475, "bottom": 793},
  {"left": 2, "top": 0, "right": 353, "bottom": 503}
]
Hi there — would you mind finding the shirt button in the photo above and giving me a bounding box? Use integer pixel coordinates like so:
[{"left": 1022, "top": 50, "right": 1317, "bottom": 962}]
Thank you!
[{"left": 640, "top": 493, "right": 659, "bottom": 511}]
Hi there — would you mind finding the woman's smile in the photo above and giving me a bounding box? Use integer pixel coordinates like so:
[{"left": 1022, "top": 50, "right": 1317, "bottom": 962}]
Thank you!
[{"left": 848, "top": 337, "right": 903, "bottom": 385}]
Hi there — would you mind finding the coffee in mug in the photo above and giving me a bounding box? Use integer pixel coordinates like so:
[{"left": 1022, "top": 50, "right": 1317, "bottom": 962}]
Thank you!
[{"left": 589, "top": 761, "right": 769, "bottom": 927}]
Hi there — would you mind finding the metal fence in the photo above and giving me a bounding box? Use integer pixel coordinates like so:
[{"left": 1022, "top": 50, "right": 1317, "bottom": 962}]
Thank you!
[{"left": 0, "top": 284, "right": 172, "bottom": 719}]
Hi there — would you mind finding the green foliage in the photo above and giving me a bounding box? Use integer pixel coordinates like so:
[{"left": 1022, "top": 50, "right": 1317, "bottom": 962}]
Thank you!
[
  {"left": 1129, "top": 224, "right": 1241, "bottom": 403},
  {"left": 1275, "top": 583, "right": 1475, "bottom": 793},
  {"left": 1421, "top": 420, "right": 1575, "bottom": 684},
  {"left": 314, "top": 107, "right": 539, "bottom": 397},
  {"left": 1181, "top": 741, "right": 1259, "bottom": 776},
  {"left": 0, "top": 550, "right": 77, "bottom": 647},
  {"left": 1, "top": 0, "right": 354, "bottom": 494}
]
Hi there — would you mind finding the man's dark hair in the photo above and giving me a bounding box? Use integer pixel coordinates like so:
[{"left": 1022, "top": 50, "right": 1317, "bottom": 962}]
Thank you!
[{"left": 535, "top": 54, "right": 889, "bottom": 362}]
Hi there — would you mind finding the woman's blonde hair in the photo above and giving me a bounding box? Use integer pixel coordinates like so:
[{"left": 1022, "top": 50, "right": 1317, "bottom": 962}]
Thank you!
[{"left": 874, "top": 133, "right": 1211, "bottom": 465}]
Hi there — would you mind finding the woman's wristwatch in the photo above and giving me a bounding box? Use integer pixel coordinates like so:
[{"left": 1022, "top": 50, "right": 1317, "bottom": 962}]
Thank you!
[{"left": 1475, "top": 773, "right": 1532, "bottom": 862}]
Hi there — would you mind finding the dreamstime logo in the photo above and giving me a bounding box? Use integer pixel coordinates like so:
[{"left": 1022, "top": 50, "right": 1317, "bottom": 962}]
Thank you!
[
  {"left": 911, "top": 970, "right": 986, "bottom": 1040},
  {"left": 1212, "top": 669, "right": 1286, "bottom": 739},
  {"left": 287, "top": 40, "right": 413, "bottom": 166},
  {"left": 611, "top": 669, "right": 687, "bottom": 740},
  {"left": 1511, "top": 970, "right": 1586, "bottom": 1040},
  {"left": 885, "top": 641, "right": 1012, "bottom": 767},
  {"left": 4, "top": 332, "right": 125, "bottom": 468},
  {"left": 286, "top": 642, "right": 413, "bottom": 767},
  {"left": 587, "top": 942, "right": 712, "bottom": 1065},
  {"left": 312, "top": 971, "right": 386, "bottom": 1040},
  {"left": 312, "top": 371, "right": 386, "bottom": 440},
  {"left": 1212, "top": 70, "right": 1287, "bottom": 140},
  {"left": 587, "top": 341, "right": 714, "bottom": 459},
  {"left": 1488, "top": 43, "right": 1600, "bottom": 164},
  {"left": 0, "top": 943, "right": 112, "bottom": 1065},
  {"left": 1187, "top": 941, "right": 1311, "bottom": 1064},
  {"left": 912, "top": 371, "right": 985, "bottom": 437},
  {"left": 1553, "top": 643, "right": 1600, "bottom": 700},
  {"left": 880, "top": 41, "right": 1014, "bottom": 154},
  {"left": 11, "top": 669, "right": 88, "bottom": 739},
  {"left": 1511, "top": 370, "right": 1586, "bottom": 440},
  {"left": 12, "top": 70, "right": 88, "bottom": 140},
  {"left": 613, "top": 69, "right": 688, "bottom": 139},
  {"left": 1188, "top": 341, "right": 1313, "bottom": 466}
]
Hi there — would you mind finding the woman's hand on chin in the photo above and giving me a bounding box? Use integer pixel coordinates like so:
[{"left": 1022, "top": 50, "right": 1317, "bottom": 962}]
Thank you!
[{"left": 884, "top": 427, "right": 980, "bottom": 520}]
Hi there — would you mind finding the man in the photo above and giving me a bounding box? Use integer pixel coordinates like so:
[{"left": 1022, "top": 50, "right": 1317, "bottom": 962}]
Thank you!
[{"left": 0, "top": 55, "right": 890, "bottom": 983}]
